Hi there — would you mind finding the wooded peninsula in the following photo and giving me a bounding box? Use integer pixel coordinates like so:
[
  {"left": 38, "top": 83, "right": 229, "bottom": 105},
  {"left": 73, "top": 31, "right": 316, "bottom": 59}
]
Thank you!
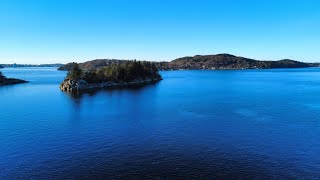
[{"left": 0, "top": 71, "right": 28, "bottom": 86}]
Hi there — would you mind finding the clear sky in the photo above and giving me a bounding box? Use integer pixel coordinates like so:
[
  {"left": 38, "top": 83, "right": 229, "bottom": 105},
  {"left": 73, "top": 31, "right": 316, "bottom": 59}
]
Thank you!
[{"left": 0, "top": 0, "right": 319, "bottom": 64}]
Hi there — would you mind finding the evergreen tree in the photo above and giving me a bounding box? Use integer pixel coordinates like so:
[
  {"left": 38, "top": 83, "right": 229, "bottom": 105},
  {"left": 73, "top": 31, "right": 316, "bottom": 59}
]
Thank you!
[{"left": 67, "top": 63, "right": 82, "bottom": 80}]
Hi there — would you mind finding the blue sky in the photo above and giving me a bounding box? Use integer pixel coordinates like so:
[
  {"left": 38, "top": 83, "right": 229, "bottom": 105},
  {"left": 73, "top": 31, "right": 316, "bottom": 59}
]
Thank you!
[{"left": 0, "top": 0, "right": 319, "bottom": 64}]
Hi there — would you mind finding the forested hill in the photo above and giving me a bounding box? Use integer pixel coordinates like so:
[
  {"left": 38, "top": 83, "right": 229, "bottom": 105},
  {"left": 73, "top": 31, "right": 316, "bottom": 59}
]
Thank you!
[
  {"left": 58, "top": 54, "right": 316, "bottom": 71},
  {"left": 158, "top": 54, "right": 313, "bottom": 70}
]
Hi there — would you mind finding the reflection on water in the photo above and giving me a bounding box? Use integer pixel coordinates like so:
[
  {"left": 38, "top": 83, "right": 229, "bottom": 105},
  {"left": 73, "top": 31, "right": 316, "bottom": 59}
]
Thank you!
[
  {"left": 1, "top": 68, "right": 320, "bottom": 179},
  {"left": 65, "top": 83, "right": 160, "bottom": 101}
]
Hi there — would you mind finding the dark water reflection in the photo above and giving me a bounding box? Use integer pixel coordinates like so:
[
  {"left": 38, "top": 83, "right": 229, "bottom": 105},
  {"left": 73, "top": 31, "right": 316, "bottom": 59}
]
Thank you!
[{"left": 1, "top": 68, "right": 320, "bottom": 179}]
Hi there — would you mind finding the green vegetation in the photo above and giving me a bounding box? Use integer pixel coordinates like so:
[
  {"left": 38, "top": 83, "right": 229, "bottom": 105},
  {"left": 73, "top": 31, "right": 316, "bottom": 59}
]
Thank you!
[
  {"left": 66, "top": 60, "right": 161, "bottom": 83},
  {"left": 66, "top": 63, "right": 82, "bottom": 80}
]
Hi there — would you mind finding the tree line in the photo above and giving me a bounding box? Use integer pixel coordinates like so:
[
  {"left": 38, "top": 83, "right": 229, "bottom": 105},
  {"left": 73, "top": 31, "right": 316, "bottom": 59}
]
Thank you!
[{"left": 66, "top": 60, "right": 161, "bottom": 83}]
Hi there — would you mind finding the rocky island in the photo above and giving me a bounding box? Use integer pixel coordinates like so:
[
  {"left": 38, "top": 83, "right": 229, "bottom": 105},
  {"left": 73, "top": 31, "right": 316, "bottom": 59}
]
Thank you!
[
  {"left": 0, "top": 71, "right": 28, "bottom": 86},
  {"left": 60, "top": 60, "right": 162, "bottom": 93}
]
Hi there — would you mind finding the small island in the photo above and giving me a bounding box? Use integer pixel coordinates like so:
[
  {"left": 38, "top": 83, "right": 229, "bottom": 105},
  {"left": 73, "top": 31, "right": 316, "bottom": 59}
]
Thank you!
[
  {"left": 60, "top": 60, "right": 162, "bottom": 93},
  {"left": 0, "top": 71, "right": 28, "bottom": 86}
]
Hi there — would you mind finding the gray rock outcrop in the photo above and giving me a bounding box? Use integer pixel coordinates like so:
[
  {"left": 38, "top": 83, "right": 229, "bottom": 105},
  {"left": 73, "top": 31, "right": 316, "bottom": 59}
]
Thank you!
[{"left": 59, "top": 78, "right": 162, "bottom": 93}]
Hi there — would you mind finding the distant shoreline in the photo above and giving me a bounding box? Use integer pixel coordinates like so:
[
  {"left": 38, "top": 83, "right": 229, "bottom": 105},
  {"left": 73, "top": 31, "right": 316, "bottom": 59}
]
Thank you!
[
  {"left": 0, "top": 64, "right": 64, "bottom": 68},
  {"left": 57, "top": 54, "right": 320, "bottom": 72}
]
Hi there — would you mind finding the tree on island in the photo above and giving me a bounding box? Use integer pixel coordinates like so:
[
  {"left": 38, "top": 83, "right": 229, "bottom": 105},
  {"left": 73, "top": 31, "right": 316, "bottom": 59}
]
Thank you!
[
  {"left": 67, "top": 63, "right": 82, "bottom": 80},
  {"left": 0, "top": 71, "right": 5, "bottom": 80}
]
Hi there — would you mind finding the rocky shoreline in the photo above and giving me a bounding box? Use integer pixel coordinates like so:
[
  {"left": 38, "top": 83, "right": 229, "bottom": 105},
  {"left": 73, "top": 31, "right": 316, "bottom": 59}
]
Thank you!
[{"left": 59, "top": 77, "right": 162, "bottom": 93}]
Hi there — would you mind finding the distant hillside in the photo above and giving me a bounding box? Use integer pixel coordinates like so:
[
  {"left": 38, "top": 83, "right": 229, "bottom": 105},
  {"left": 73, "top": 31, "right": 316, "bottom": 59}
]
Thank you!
[
  {"left": 58, "top": 59, "right": 127, "bottom": 71},
  {"left": 158, "top": 54, "right": 312, "bottom": 70},
  {"left": 58, "top": 54, "right": 315, "bottom": 71},
  {"left": 308, "top": 62, "right": 320, "bottom": 67}
]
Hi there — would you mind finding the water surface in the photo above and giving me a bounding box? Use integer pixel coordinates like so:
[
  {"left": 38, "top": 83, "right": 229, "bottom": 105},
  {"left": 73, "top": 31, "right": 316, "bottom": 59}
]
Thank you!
[{"left": 1, "top": 67, "right": 320, "bottom": 179}]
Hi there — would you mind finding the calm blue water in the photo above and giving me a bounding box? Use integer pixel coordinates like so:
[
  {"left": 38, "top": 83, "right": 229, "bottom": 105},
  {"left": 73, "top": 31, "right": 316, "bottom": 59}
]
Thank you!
[{"left": 1, "top": 67, "right": 320, "bottom": 179}]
